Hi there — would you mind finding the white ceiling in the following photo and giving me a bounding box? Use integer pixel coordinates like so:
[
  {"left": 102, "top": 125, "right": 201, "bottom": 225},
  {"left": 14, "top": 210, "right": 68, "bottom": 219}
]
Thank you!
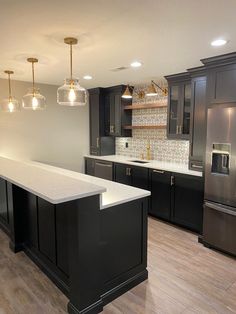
[{"left": 0, "top": 0, "right": 236, "bottom": 88}]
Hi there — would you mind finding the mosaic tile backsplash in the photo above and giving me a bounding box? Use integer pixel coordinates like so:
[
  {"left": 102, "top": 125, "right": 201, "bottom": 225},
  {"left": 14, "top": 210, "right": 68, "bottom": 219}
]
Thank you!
[{"left": 115, "top": 83, "right": 189, "bottom": 165}]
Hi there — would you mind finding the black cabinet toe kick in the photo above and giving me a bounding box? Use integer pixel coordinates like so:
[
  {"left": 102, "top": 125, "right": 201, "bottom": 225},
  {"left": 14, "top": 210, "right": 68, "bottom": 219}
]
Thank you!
[{"left": 0, "top": 181, "right": 148, "bottom": 314}]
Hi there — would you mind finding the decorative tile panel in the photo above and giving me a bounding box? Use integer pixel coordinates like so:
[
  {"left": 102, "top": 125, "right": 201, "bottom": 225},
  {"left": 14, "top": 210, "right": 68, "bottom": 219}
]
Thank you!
[{"left": 116, "top": 82, "right": 189, "bottom": 165}]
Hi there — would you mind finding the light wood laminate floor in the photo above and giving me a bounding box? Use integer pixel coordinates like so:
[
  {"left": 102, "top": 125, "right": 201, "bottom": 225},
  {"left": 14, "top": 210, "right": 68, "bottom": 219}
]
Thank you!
[{"left": 0, "top": 217, "right": 236, "bottom": 314}]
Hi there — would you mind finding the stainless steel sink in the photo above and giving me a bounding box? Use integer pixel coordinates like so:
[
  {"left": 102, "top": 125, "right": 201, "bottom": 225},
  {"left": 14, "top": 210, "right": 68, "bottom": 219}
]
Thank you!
[{"left": 129, "top": 160, "right": 149, "bottom": 164}]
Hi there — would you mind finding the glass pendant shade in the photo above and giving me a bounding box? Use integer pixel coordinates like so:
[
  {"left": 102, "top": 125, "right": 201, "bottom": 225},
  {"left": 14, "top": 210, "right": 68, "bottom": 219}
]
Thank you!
[
  {"left": 1, "top": 97, "right": 20, "bottom": 113},
  {"left": 22, "top": 87, "right": 46, "bottom": 110},
  {"left": 1, "top": 70, "right": 20, "bottom": 113},
  {"left": 57, "top": 78, "right": 87, "bottom": 106}
]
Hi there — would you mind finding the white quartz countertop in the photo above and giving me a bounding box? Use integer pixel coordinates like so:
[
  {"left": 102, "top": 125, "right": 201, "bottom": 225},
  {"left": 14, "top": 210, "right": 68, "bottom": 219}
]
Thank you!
[
  {"left": 0, "top": 156, "right": 150, "bottom": 208},
  {"left": 0, "top": 156, "right": 106, "bottom": 204},
  {"left": 29, "top": 160, "right": 151, "bottom": 209},
  {"left": 85, "top": 155, "right": 203, "bottom": 177}
]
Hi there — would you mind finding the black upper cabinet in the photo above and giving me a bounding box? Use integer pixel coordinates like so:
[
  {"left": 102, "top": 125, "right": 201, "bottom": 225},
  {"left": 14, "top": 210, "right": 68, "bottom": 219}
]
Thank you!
[
  {"left": 149, "top": 169, "right": 172, "bottom": 220},
  {"left": 201, "top": 52, "right": 236, "bottom": 104},
  {"left": 172, "top": 173, "right": 204, "bottom": 233},
  {"left": 106, "top": 85, "right": 132, "bottom": 137},
  {"left": 188, "top": 66, "right": 207, "bottom": 171},
  {"left": 165, "top": 72, "right": 191, "bottom": 140},
  {"left": 88, "top": 88, "right": 115, "bottom": 156}
]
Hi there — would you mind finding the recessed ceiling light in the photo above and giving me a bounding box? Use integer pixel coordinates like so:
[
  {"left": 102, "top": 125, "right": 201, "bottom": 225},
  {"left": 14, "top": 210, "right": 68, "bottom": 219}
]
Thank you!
[
  {"left": 211, "top": 39, "right": 227, "bottom": 47},
  {"left": 130, "top": 61, "right": 142, "bottom": 68},
  {"left": 83, "top": 75, "right": 92, "bottom": 80}
]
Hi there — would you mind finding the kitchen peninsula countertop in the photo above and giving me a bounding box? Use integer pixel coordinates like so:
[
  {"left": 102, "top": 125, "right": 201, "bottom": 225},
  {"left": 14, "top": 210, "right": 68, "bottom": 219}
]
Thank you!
[
  {"left": 0, "top": 156, "right": 150, "bottom": 208},
  {"left": 85, "top": 155, "right": 203, "bottom": 177}
]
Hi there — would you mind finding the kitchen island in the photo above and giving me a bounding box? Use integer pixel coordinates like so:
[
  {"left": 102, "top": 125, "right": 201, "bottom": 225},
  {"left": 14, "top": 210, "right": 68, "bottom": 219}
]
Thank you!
[{"left": 0, "top": 156, "right": 150, "bottom": 314}]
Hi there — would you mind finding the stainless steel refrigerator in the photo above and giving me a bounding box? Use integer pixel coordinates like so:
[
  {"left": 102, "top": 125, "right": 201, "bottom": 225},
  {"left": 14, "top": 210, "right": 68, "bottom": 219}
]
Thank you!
[{"left": 203, "top": 105, "right": 236, "bottom": 256}]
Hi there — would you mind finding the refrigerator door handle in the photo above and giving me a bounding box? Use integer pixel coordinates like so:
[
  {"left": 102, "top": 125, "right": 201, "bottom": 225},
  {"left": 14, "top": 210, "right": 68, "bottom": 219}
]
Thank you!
[{"left": 205, "top": 201, "right": 236, "bottom": 217}]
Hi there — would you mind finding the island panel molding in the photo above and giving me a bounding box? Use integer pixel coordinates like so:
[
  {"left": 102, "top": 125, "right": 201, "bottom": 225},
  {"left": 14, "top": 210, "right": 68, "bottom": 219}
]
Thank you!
[{"left": 0, "top": 156, "right": 149, "bottom": 314}]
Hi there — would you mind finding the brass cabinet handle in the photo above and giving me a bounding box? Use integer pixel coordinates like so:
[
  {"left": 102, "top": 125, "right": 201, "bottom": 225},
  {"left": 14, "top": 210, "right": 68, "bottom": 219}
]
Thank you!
[
  {"left": 96, "top": 137, "right": 99, "bottom": 148},
  {"left": 170, "top": 175, "right": 175, "bottom": 186},
  {"left": 176, "top": 125, "right": 178, "bottom": 134},
  {"left": 179, "top": 125, "right": 182, "bottom": 134}
]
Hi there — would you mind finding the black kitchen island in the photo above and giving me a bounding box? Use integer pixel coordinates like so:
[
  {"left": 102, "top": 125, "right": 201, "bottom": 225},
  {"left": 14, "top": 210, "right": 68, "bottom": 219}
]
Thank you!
[{"left": 0, "top": 157, "right": 150, "bottom": 314}]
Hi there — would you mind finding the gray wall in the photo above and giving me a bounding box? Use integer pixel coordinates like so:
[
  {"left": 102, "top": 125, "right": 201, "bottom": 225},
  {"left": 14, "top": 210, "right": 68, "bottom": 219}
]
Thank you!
[{"left": 0, "top": 78, "right": 89, "bottom": 172}]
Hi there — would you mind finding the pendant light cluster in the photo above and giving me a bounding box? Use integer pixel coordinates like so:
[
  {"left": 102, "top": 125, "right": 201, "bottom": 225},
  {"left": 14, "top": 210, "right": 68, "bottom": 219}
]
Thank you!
[
  {"left": 0, "top": 36, "right": 87, "bottom": 113},
  {"left": 122, "top": 80, "right": 168, "bottom": 100}
]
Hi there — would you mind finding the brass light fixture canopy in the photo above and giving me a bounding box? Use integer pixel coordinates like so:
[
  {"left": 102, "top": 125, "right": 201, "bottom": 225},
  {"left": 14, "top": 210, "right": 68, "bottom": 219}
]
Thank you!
[
  {"left": 4, "top": 70, "right": 14, "bottom": 75},
  {"left": 122, "top": 85, "right": 133, "bottom": 99},
  {"left": 64, "top": 37, "right": 78, "bottom": 45},
  {"left": 57, "top": 36, "right": 87, "bottom": 106},
  {"left": 22, "top": 57, "right": 46, "bottom": 110},
  {"left": 27, "top": 57, "right": 38, "bottom": 63},
  {"left": 1, "top": 70, "right": 20, "bottom": 113}
]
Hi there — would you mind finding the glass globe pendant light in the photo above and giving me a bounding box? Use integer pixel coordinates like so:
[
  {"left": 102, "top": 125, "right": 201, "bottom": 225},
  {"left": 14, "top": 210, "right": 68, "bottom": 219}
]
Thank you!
[
  {"left": 22, "top": 58, "right": 46, "bottom": 110},
  {"left": 1, "top": 70, "right": 20, "bottom": 113},
  {"left": 57, "top": 37, "right": 87, "bottom": 106}
]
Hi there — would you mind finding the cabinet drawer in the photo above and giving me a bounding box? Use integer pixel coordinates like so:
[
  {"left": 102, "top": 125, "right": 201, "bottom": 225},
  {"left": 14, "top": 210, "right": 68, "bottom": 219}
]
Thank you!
[{"left": 203, "top": 202, "right": 236, "bottom": 256}]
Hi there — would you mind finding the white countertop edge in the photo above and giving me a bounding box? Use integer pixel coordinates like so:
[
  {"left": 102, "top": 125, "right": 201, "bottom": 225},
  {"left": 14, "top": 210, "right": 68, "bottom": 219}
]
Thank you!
[
  {"left": 85, "top": 155, "right": 203, "bottom": 177},
  {"left": 101, "top": 191, "right": 150, "bottom": 209},
  {"left": 0, "top": 173, "right": 106, "bottom": 205},
  {"left": 28, "top": 160, "right": 151, "bottom": 208}
]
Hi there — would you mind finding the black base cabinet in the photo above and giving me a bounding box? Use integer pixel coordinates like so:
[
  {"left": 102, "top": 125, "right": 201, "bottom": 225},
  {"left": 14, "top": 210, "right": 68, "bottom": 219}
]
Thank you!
[
  {"left": 86, "top": 158, "right": 204, "bottom": 233},
  {"left": 114, "top": 163, "right": 149, "bottom": 190},
  {"left": 172, "top": 173, "right": 204, "bottom": 233},
  {"left": 149, "top": 169, "right": 172, "bottom": 220},
  {"left": 0, "top": 181, "right": 148, "bottom": 314}
]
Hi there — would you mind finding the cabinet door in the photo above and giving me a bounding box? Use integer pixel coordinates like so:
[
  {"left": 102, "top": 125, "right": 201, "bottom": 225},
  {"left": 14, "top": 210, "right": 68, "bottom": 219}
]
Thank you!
[
  {"left": 189, "top": 77, "right": 206, "bottom": 171},
  {"left": 89, "top": 92, "right": 100, "bottom": 155},
  {"left": 131, "top": 167, "right": 149, "bottom": 190},
  {"left": 208, "top": 64, "right": 236, "bottom": 104},
  {"left": 109, "top": 92, "right": 116, "bottom": 136},
  {"left": 25, "top": 193, "right": 38, "bottom": 248},
  {"left": 168, "top": 85, "right": 180, "bottom": 137},
  {"left": 172, "top": 173, "right": 204, "bottom": 233},
  {"left": 114, "top": 163, "right": 132, "bottom": 185},
  {"left": 150, "top": 169, "right": 172, "bottom": 220},
  {"left": 85, "top": 158, "right": 95, "bottom": 176},
  {"left": 38, "top": 198, "right": 56, "bottom": 263},
  {"left": 181, "top": 83, "right": 191, "bottom": 137},
  {"left": 0, "top": 178, "right": 8, "bottom": 223},
  {"left": 56, "top": 203, "right": 69, "bottom": 276}
]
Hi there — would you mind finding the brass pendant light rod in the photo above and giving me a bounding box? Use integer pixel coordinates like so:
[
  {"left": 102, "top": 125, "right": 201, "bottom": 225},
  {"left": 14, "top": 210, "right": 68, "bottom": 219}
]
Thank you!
[
  {"left": 27, "top": 58, "right": 38, "bottom": 96},
  {"left": 64, "top": 37, "right": 78, "bottom": 85},
  {"left": 151, "top": 80, "right": 168, "bottom": 96},
  {"left": 4, "top": 70, "right": 14, "bottom": 101}
]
